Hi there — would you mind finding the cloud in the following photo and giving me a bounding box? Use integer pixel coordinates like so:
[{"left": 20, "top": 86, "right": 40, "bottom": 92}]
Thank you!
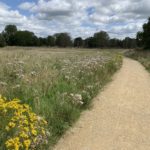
[
  {"left": 0, "top": 0, "right": 149, "bottom": 39},
  {"left": 18, "top": 2, "right": 35, "bottom": 10},
  {"left": 0, "top": 2, "right": 23, "bottom": 26}
]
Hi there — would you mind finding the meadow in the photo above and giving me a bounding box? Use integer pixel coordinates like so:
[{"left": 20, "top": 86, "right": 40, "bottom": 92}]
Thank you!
[{"left": 0, "top": 47, "right": 122, "bottom": 149}]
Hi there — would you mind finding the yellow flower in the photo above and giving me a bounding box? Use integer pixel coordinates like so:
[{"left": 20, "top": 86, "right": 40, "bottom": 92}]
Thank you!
[
  {"left": 14, "top": 143, "right": 19, "bottom": 150},
  {"left": 43, "top": 120, "right": 48, "bottom": 125},
  {"left": 24, "top": 139, "right": 31, "bottom": 150},
  {"left": 23, "top": 127, "right": 29, "bottom": 132},
  {"left": 5, "top": 137, "right": 20, "bottom": 150},
  {"left": 23, "top": 104, "right": 29, "bottom": 110},
  {"left": 42, "top": 129, "right": 46, "bottom": 135},
  {"left": 1, "top": 96, "right": 48, "bottom": 149},
  {"left": 33, "top": 137, "right": 37, "bottom": 143},
  {"left": 23, "top": 119, "right": 29, "bottom": 125},
  {"left": 8, "top": 122, "right": 16, "bottom": 128},
  {"left": 20, "top": 131, "right": 29, "bottom": 138},
  {"left": 5, "top": 126, "right": 10, "bottom": 131},
  {"left": 31, "top": 129, "right": 37, "bottom": 136}
]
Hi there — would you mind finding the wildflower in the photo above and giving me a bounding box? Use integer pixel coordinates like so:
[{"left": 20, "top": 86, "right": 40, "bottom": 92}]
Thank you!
[
  {"left": 23, "top": 127, "right": 29, "bottom": 132},
  {"left": 24, "top": 139, "right": 31, "bottom": 150},
  {"left": 74, "top": 94, "right": 82, "bottom": 101},
  {"left": 5, "top": 126, "right": 10, "bottom": 131},
  {"left": 0, "top": 96, "right": 49, "bottom": 149},
  {"left": 41, "top": 128, "right": 46, "bottom": 135},
  {"left": 0, "top": 81, "right": 7, "bottom": 86},
  {"left": 30, "top": 71, "right": 36, "bottom": 76},
  {"left": 31, "top": 129, "right": 37, "bottom": 136},
  {"left": 12, "top": 84, "right": 20, "bottom": 89},
  {"left": 8, "top": 122, "right": 16, "bottom": 128},
  {"left": 5, "top": 137, "right": 21, "bottom": 150},
  {"left": 22, "top": 119, "right": 29, "bottom": 125},
  {"left": 20, "top": 131, "right": 29, "bottom": 138}
]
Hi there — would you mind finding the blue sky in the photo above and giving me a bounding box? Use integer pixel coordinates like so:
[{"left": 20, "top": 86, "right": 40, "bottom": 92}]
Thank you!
[{"left": 0, "top": 0, "right": 149, "bottom": 38}]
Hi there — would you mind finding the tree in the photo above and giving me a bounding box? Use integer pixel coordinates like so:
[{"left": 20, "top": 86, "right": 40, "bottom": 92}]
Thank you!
[
  {"left": 93, "top": 31, "right": 109, "bottom": 48},
  {"left": 4, "top": 25, "right": 17, "bottom": 35},
  {"left": 136, "top": 17, "right": 150, "bottom": 49},
  {"left": 142, "top": 18, "right": 150, "bottom": 49},
  {"left": 136, "top": 32, "right": 143, "bottom": 47},
  {"left": 13, "top": 31, "right": 37, "bottom": 46},
  {"left": 55, "top": 33, "right": 72, "bottom": 47},
  {"left": 47, "top": 36, "right": 55, "bottom": 47},
  {"left": 0, "top": 34, "right": 6, "bottom": 47},
  {"left": 38, "top": 37, "right": 47, "bottom": 46},
  {"left": 3, "top": 25, "right": 17, "bottom": 45},
  {"left": 74, "top": 37, "right": 83, "bottom": 47},
  {"left": 109, "top": 38, "right": 121, "bottom": 48},
  {"left": 122, "top": 37, "right": 136, "bottom": 49}
]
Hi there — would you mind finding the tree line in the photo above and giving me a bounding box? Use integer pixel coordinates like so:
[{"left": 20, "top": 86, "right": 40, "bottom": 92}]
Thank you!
[{"left": 0, "top": 17, "right": 150, "bottom": 49}]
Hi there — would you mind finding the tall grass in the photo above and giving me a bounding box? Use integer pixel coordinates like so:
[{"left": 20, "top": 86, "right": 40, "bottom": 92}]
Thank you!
[
  {"left": 0, "top": 48, "right": 122, "bottom": 149},
  {"left": 125, "top": 50, "right": 150, "bottom": 72}
]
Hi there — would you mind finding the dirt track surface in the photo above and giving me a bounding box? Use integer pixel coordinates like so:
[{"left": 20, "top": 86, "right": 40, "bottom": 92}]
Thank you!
[{"left": 54, "top": 58, "right": 150, "bottom": 150}]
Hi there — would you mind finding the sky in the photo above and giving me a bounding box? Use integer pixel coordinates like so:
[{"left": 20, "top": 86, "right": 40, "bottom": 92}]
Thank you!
[{"left": 0, "top": 0, "right": 149, "bottom": 39}]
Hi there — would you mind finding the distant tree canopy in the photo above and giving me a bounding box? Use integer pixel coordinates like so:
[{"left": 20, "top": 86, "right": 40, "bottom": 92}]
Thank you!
[
  {"left": 136, "top": 17, "right": 150, "bottom": 49},
  {"left": 136, "top": 32, "right": 143, "bottom": 47},
  {"left": 0, "top": 34, "right": 6, "bottom": 47},
  {"left": 93, "top": 31, "right": 110, "bottom": 48},
  {"left": 74, "top": 37, "right": 83, "bottom": 47},
  {"left": 109, "top": 38, "right": 122, "bottom": 48},
  {"left": 4, "top": 25, "right": 17, "bottom": 36},
  {"left": 47, "top": 36, "right": 55, "bottom": 47},
  {"left": 2, "top": 25, "right": 17, "bottom": 45},
  {"left": 0, "top": 24, "right": 141, "bottom": 49},
  {"left": 122, "top": 37, "right": 137, "bottom": 49},
  {"left": 13, "top": 31, "right": 38, "bottom": 46},
  {"left": 55, "top": 33, "right": 72, "bottom": 47}
]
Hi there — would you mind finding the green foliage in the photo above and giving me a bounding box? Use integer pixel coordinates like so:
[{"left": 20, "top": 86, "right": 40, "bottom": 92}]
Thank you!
[
  {"left": 55, "top": 33, "right": 72, "bottom": 47},
  {"left": 84, "top": 31, "right": 136, "bottom": 49},
  {"left": 0, "top": 24, "right": 137, "bottom": 48},
  {"left": 74, "top": 37, "right": 83, "bottom": 48},
  {"left": 122, "top": 37, "right": 137, "bottom": 49},
  {"left": 136, "top": 17, "right": 150, "bottom": 49},
  {"left": 3, "top": 25, "right": 17, "bottom": 45},
  {"left": 13, "top": 31, "right": 38, "bottom": 46},
  {"left": 109, "top": 38, "right": 122, "bottom": 48},
  {"left": 93, "top": 31, "right": 110, "bottom": 48},
  {"left": 0, "top": 34, "right": 6, "bottom": 47},
  {"left": 136, "top": 32, "right": 143, "bottom": 47},
  {"left": 4, "top": 25, "right": 17, "bottom": 35},
  {"left": 47, "top": 36, "right": 55, "bottom": 47}
]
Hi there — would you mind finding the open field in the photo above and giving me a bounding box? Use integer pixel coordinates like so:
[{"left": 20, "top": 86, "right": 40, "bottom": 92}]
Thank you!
[{"left": 0, "top": 47, "right": 122, "bottom": 149}]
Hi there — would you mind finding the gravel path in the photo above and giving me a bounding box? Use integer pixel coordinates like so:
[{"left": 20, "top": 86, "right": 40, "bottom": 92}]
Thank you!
[{"left": 54, "top": 58, "right": 150, "bottom": 150}]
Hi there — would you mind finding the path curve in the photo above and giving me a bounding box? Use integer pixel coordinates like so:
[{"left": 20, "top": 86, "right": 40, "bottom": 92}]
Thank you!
[{"left": 54, "top": 58, "right": 150, "bottom": 150}]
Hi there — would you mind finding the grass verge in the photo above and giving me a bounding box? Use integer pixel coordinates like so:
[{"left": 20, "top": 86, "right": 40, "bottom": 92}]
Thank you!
[{"left": 125, "top": 50, "right": 150, "bottom": 72}]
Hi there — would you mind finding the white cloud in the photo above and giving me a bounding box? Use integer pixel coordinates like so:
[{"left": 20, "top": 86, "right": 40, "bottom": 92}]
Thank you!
[
  {"left": 0, "top": 0, "right": 149, "bottom": 39},
  {"left": 18, "top": 2, "right": 35, "bottom": 10}
]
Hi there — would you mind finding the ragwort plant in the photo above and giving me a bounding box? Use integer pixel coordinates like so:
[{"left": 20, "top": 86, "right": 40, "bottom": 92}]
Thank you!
[{"left": 0, "top": 95, "right": 49, "bottom": 150}]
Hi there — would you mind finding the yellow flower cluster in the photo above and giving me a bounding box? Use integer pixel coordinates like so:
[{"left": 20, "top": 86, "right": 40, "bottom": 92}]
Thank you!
[{"left": 0, "top": 95, "right": 48, "bottom": 150}]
